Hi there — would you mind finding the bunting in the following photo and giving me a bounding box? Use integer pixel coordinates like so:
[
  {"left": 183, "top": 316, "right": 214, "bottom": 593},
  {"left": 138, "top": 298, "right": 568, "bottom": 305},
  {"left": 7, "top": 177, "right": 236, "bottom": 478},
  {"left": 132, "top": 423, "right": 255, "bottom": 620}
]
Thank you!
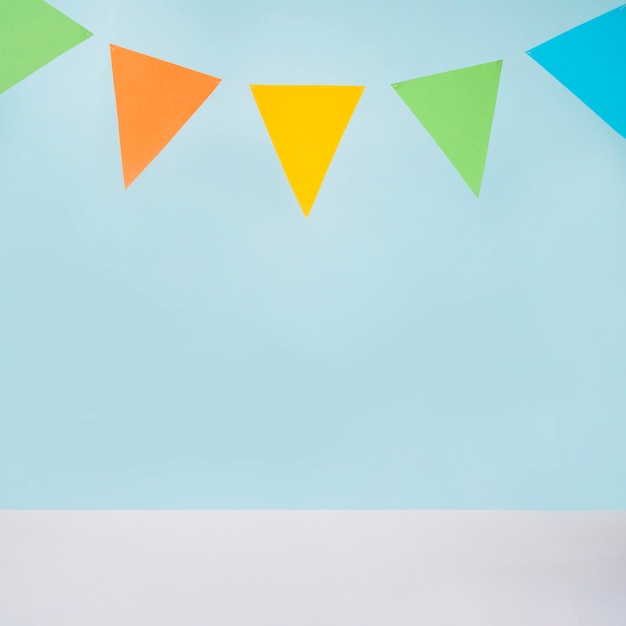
[
  {"left": 110, "top": 45, "right": 221, "bottom": 187},
  {"left": 1, "top": 1, "right": 624, "bottom": 206},
  {"left": 250, "top": 85, "right": 364, "bottom": 217},
  {"left": 0, "top": 0, "right": 92, "bottom": 94},
  {"left": 392, "top": 61, "right": 503, "bottom": 197},
  {"left": 527, "top": 5, "right": 626, "bottom": 138}
]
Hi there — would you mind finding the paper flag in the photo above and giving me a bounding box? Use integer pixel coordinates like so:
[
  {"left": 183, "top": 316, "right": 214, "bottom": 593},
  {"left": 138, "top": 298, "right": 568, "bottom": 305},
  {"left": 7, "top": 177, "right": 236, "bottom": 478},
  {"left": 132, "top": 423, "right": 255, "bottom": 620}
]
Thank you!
[
  {"left": 527, "top": 5, "right": 626, "bottom": 138},
  {"left": 110, "top": 45, "right": 221, "bottom": 188},
  {"left": 250, "top": 85, "right": 365, "bottom": 217},
  {"left": 392, "top": 61, "right": 503, "bottom": 197},
  {"left": 0, "top": 0, "right": 92, "bottom": 94}
]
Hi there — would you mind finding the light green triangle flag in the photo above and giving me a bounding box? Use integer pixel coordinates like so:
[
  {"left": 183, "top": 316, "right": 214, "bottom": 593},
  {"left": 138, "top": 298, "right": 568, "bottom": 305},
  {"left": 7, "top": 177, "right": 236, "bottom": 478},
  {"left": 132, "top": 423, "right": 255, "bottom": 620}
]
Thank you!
[
  {"left": 0, "top": 0, "right": 92, "bottom": 94},
  {"left": 392, "top": 60, "right": 503, "bottom": 197}
]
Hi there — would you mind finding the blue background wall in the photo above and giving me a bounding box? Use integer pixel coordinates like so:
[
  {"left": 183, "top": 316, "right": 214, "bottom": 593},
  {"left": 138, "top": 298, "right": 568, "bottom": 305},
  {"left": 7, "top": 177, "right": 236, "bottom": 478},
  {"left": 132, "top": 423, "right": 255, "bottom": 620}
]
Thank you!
[{"left": 1, "top": 0, "right": 625, "bottom": 508}]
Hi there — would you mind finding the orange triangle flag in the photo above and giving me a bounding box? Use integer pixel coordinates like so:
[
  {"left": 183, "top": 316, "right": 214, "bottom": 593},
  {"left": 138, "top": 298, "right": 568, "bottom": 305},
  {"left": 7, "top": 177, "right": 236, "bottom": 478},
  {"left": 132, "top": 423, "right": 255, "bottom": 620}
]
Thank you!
[{"left": 110, "top": 45, "right": 221, "bottom": 188}]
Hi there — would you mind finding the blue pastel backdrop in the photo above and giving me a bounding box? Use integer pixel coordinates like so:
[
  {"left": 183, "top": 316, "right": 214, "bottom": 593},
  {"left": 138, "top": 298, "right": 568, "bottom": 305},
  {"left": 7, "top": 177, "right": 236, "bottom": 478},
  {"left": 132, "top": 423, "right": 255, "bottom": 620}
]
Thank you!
[{"left": 1, "top": 0, "right": 625, "bottom": 508}]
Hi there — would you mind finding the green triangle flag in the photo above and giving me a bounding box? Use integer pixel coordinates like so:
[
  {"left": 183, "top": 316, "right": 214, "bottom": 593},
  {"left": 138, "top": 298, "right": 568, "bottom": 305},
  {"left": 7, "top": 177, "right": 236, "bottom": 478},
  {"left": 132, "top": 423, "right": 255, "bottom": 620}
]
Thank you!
[
  {"left": 392, "top": 60, "right": 503, "bottom": 197},
  {"left": 0, "top": 0, "right": 92, "bottom": 94}
]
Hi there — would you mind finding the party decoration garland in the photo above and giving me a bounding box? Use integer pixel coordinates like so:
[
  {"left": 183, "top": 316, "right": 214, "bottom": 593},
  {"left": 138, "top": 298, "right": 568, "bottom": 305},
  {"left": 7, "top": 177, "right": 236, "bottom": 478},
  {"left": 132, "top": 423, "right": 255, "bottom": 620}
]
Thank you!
[
  {"left": 1, "top": 0, "right": 625, "bottom": 216},
  {"left": 250, "top": 85, "right": 365, "bottom": 216},
  {"left": 0, "top": 0, "right": 91, "bottom": 94},
  {"left": 527, "top": 5, "right": 626, "bottom": 139},
  {"left": 392, "top": 61, "right": 503, "bottom": 198},
  {"left": 110, "top": 45, "right": 221, "bottom": 188}
]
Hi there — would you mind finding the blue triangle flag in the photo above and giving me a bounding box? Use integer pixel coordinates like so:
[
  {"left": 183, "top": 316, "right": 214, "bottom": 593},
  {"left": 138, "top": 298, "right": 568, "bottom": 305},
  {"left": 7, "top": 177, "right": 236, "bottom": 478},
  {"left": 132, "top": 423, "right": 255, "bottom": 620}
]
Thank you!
[{"left": 527, "top": 5, "right": 626, "bottom": 138}]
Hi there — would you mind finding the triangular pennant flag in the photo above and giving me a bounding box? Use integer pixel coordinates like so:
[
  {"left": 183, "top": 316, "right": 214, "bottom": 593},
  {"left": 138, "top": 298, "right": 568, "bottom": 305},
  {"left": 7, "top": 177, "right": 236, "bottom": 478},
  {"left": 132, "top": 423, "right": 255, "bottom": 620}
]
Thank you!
[
  {"left": 250, "top": 85, "right": 364, "bottom": 217},
  {"left": 527, "top": 5, "right": 626, "bottom": 138},
  {"left": 110, "top": 45, "right": 221, "bottom": 188},
  {"left": 0, "top": 0, "right": 92, "bottom": 94},
  {"left": 392, "top": 61, "right": 503, "bottom": 197}
]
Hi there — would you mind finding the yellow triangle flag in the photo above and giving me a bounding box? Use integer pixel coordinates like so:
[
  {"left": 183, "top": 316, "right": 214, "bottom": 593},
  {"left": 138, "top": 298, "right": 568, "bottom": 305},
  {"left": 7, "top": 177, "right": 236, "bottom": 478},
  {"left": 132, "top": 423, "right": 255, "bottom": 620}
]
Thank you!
[{"left": 250, "top": 85, "right": 365, "bottom": 217}]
